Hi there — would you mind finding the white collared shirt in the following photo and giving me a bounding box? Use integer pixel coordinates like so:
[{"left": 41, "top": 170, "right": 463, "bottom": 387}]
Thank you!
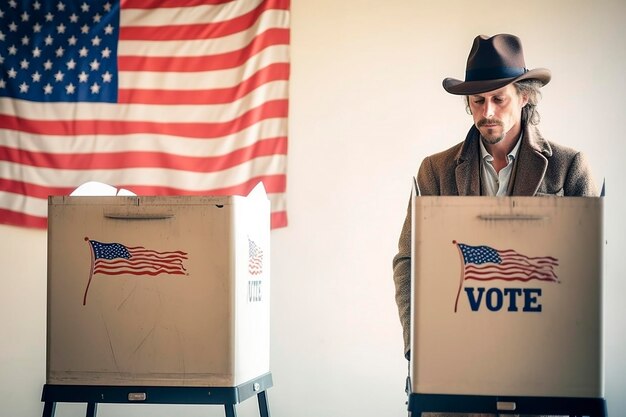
[{"left": 480, "top": 134, "right": 522, "bottom": 196}]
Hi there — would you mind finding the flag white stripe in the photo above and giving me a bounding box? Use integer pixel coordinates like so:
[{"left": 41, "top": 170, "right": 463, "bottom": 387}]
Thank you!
[
  {"left": 2, "top": 119, "right": 287, "bottom": 156},
  {"left": 0, "top": 192, "right": 46, "bottom": 217},
  {"left": 121, "top": 0, "right": 263, "bottom": 27},
  {"left": 1, "top": 155, "right": 286, "bottom": 190},
  {"left": 267, "top": 192, "right": 286, "bottom": 212}
]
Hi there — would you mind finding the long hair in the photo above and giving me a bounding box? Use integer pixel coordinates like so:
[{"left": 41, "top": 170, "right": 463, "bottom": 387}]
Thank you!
[
  {"left": 464, "top": 79, "right": 544, "bottom": 125},
  {"left": 514, "top": 79, "right": 543, "bottom": 125}
]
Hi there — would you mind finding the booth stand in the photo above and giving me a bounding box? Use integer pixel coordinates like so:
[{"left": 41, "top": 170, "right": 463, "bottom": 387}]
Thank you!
[
  {"left": 407, "top": 194, "right": 606, "bottom": 417},
  {"left": 408, "top": 393, "right": 606, "bottom": 416},
  {"left": 41, "top": 373, "right": 272, "bottom": 417},
  {"left": 42, "top": 186, "right": 272, "bottom": 417}
]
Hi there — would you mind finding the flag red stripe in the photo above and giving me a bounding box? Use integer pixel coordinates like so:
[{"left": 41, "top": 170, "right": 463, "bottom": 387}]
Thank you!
[
  {"left": 0, "top": 100, "right": 288, "bottom": 138},
  {"left": 0, "top": 179, "right": 72, "bottom": 198},
  {"left": 1, "top": 175, "right": 286, "bottom": 200},
  {"left": 93, "top": 267, "right": 187, "bottom": 276},
  {"left": 501, "top": 254, "right": 558, "bottom": 265},
  {"left": 1, "top": 137, "right": 287, "bottom": 171},
  {"left": 271, "top": 210, "right": 286, "bottom": 229},
  {"left": 119, "top": 63, "right": 290, "bottom": 104},
  {"left": 119, "top": 0, "right": 289, "bottom": 41},
  {"left": 0, "top": 208, "right": 47, "bottom": 228},
  {"left": 96, "top": 259, "right": 185, "bottom": 269},
  {"left": 127, "top": 248, "right": 188, "bottom": 257},
  {"left": 464, "top": 275, "right": 558, "bottom": 282},
  {"left": 118, "top": 29, "right": 289, "bottom": 72},
  {"left": 466, "top": 265, "right": 557, "bottom": 278},
  {"left": 95, "top": 261, "right": 185, "bottom": 270},
  {"left": 464, "top": 267, "right": 558, "bottom": 282},
  {"left": 465, "top": 266, "right": 557, "bottom": 276},
  {"left": 467, "top": 263, "right": 557, "bottom": 273}
]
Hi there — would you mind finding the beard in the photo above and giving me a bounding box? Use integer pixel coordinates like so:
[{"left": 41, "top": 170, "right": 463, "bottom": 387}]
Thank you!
[{"left": 477, "top": 118, "right": 505, "bottom": 145}]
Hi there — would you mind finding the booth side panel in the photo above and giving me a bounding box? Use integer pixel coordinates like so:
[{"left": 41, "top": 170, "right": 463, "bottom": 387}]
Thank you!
[{"left": 233, "top": 196, "right": 271, "bottom": 385}]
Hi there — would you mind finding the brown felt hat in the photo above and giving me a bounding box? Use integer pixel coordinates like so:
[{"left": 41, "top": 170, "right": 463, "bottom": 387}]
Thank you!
[{"left": 443, "top": 34, "right": 551, "bottom": 95}]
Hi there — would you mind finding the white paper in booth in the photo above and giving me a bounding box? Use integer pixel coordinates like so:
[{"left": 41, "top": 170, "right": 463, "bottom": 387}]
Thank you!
[
  {"left": 246, "top": 181, "right": 267, "bottom": 200},
  {"left": 70, "top": 181, "right": 136, "bottom": 196},
  {"left": 69, "top": 180, "right": 265, "bottom": 198}
]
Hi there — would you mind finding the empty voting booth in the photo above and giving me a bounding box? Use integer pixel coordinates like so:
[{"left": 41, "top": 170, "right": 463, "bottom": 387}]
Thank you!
[
  {"left": 407, "top": 193, "right": 606, "bottom": 416},
  {"left": 42, "top": 184, "right": 272, "bottom": 417}
]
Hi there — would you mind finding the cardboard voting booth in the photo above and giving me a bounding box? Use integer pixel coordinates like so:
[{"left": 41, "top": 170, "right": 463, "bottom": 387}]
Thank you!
[
  {"left": 409, "top": 194, "right": 605, "bottom": 414},
  {"left": 46, "top": 185, "right": 270, "bottom": 388}
]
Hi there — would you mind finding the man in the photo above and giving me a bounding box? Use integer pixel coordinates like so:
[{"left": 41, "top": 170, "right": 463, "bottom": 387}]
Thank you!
[{"left": 392, "top": 34, "right": 597, "bottom": 416}]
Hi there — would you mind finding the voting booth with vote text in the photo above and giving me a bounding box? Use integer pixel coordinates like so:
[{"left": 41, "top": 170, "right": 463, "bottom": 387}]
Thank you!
[{"left": 408, "top": 193, "right": 606, "bottom": 416}]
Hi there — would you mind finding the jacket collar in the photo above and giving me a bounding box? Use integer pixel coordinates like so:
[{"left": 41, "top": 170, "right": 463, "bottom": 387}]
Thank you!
[{"left": 454, "top": 123, "right": 552, "bottom": 196}]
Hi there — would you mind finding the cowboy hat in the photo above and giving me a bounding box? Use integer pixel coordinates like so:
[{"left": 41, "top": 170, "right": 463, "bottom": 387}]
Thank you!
[{"left": 442, "top": 34, "right": 551, "bottom": 95}]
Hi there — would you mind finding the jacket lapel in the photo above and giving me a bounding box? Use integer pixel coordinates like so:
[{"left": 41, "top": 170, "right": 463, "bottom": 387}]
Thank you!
[
  {"left": 455, "top": 127, "right": 481, "bottom": 196},
  {"left": 510, "top": 124, "right": 552, "bottom": 196}
]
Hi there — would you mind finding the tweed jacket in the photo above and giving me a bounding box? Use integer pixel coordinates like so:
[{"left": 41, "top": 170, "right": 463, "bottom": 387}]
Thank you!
[{"left": 393, "top": 123, "right": 598, "bottom": 358}]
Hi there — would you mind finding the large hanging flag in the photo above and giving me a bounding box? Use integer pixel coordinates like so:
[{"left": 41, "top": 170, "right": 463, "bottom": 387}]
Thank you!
[{"left": 0, "top": 0, "right": 290, "bottom": 229}]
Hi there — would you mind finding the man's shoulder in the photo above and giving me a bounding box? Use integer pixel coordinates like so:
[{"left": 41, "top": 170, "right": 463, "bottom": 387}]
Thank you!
[
  {"left": 424, "top": 140, "right": 467, "bottom": 165},
  {"left": 422, "top": 127, "right": 480, "bottom": 169},
  {"left": 525, "top": 125, "right": 580, "bottom": 159},
  {"left": 545, "top": 139, "right": 580, "bottom": 157}
]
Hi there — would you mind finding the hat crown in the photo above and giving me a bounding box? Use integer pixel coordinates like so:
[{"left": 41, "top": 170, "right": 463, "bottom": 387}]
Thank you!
[
  {"left": 465, "top": 34, "right": 527, "bottom": 82},
  {"left": 442, "top": 33, "right": 550, "bottom": 95}
]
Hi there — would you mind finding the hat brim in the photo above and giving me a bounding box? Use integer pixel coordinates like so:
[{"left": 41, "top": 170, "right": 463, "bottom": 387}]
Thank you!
[{"left": 442, "top": 68, "right": 551, "bottom": 95}]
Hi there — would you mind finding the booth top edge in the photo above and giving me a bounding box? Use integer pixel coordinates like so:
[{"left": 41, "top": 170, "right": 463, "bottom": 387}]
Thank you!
[{"left": 47, "top": 195, "right": 261, "bottom": 206}]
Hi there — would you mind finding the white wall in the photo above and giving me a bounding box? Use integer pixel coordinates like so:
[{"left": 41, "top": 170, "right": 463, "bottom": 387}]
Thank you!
[{"left": 1, "top": 1, "right": 624, "bottom": 416}]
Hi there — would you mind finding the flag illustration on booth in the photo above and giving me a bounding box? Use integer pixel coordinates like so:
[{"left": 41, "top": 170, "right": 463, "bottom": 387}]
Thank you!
[
  {"left": 248, "top": 236, "right": 263, "bottom": 276},
  {"left": 0, "top": 0, "right": 290, "bottom": 230},
  {"left": 83, "top": 237, "right": 188, "bottom": 305},
  {"left": 453, "top": 240, "right": 559, "bottom": 312}
]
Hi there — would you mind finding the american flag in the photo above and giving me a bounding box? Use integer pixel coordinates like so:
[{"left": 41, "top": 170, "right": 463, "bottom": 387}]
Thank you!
[
  {"left": 88, "top": 238, "right": 188, "bottom": 276},
  {"left": 0, "top": 0, "right": 289, "bottom": 229},
  {"left": 248, "top": 236, "right": 263, "bottom": 275},
  {"left": 456, "top": 242, "right": 559, "bottom": 283},
  {"left": 83, "top": 237, "right": 188, "bottom": 305}
]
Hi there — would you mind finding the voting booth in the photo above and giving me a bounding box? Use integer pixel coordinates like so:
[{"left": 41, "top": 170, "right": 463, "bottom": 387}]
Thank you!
[
  {"left": 408, "top": 194, "right": 606, "bottom": 416},
  {"left": 42, "top": 184, "right": 272, "bottom": 417}
]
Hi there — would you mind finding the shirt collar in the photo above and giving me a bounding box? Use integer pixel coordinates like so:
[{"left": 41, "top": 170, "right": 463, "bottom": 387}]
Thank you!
[{"left": 479, "top": 131, "right": 523, "bottom": 163}]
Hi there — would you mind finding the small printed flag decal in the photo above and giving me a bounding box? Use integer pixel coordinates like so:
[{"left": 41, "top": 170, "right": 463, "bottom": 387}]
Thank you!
[
  {"left": 248, "top": 237, "right": 263, "bottom": 276},
  {"left": 83, "top": 237, "right": 188, "bottom": 305}
]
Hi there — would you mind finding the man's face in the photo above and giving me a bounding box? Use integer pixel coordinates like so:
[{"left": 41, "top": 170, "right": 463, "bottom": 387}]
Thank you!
[{"left": 468, "top": 84, "right": 529, "bottom": 145}]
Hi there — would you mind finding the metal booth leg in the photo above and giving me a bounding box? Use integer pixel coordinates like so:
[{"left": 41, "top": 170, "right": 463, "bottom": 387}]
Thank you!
[
  {"left": 257, "top": 390, "right": 271, "bottom": 417},
  {"left": 85, "top": 402, "right": 97, "bottom": 417},
  {"left": 42, "top": 402, "right": 56, "bottom": 417},
  {"left": 224, "top": 404, "right": 237, "bottom": 417}
]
